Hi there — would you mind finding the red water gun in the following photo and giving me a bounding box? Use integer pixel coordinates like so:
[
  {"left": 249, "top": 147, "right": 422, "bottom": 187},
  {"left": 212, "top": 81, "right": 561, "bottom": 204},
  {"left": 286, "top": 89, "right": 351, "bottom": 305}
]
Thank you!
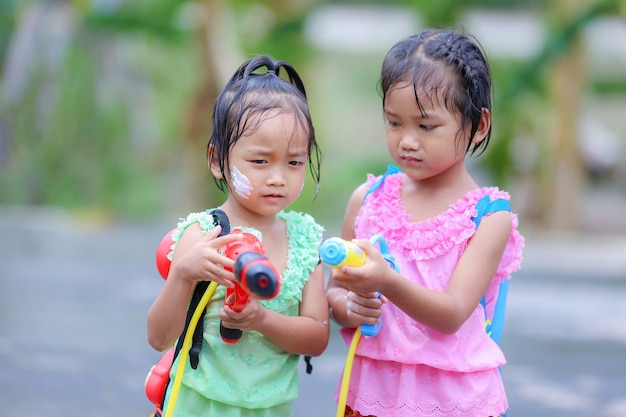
[{"left": 219, "top": 229, "right": 281, "bottom": 343}]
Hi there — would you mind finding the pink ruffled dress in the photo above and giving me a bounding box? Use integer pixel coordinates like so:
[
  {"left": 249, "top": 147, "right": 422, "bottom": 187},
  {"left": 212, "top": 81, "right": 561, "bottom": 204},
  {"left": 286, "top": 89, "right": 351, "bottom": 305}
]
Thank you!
[{"left": 338, "top": 172, "right": 524, "bottom": 417}]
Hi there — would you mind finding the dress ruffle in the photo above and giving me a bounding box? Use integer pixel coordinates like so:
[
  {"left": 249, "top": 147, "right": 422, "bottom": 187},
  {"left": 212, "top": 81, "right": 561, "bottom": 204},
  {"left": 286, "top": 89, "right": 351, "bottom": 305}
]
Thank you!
[
  {"left": 266, "top": 211, "right": 324, "bottom": 309},
  {"left": 357, "top": 173, "right": 524, "bottom": 280},
  {"left": 168, "top": 209, "right": 324, "bottom": 313}
]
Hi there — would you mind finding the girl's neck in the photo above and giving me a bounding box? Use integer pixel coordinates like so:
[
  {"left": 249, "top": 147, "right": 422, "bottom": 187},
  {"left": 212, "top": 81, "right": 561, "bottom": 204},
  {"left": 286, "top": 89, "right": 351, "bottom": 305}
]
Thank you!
[
  {"left": 218, "top": 199, "right": 281, "bottom": 234},
  {"left": 406, "top": 163, "right": 478, "bottom": 199}
]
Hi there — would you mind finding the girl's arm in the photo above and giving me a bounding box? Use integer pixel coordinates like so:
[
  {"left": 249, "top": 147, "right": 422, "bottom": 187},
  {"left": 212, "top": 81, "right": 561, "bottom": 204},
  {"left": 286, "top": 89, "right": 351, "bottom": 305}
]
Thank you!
[
  {"left": 326, "top": 182, "right": 383, "bottom": 329},
  {"left": 221, "top": 263, "right": 330, "bottom": 356},
  {"left": 339, "top": 210, "right": 512, "bottom": 334},
  {"left": 146, "top": 224, "right": 241, "bottom": 351}
]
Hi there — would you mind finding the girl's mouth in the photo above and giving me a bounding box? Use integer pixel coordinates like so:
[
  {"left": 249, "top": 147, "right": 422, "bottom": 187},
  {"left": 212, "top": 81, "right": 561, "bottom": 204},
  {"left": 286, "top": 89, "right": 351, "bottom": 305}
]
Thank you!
[{"left": 401, "top": 155, "right": 421, "bottom": 163}]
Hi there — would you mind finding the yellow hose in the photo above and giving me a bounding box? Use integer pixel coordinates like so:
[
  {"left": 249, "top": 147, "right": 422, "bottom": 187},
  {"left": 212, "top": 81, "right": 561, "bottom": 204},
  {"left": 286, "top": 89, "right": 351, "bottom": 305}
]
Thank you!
[
  {"left": 163, "top": 281, "right": 361, "bottom": 417},
  {"left": 336, "top": 327, "right": 362, "bottom": 417},
  {"left": 333, "top": 233, "right": 394, "bottom": 417},
  {"left": 164, "top": 281, "right": 218, "bottom": 417}
]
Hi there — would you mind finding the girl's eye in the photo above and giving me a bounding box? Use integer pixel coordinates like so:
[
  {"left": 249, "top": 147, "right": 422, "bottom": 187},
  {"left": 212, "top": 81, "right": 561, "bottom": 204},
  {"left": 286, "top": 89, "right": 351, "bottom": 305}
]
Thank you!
[
  {"left": 251, "top": 159, "right": 267, "bottom": 164},
  {"left": 420, "top": 124, "right": 434, "bottom": 131},
  {"left": 386, "top": 120, "right": 400, "bottom": 128},
  {"left": 289, "top": 161, "right": 305, "bottom": 167}
]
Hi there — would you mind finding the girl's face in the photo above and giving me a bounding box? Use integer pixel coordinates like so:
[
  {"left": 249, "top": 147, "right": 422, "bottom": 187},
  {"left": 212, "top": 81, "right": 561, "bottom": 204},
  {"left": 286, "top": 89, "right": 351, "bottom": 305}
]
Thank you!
[
  {"left": 213, "top": 109, "right": 309, "bottom": 218},
  {"left": 384, "top": 81, "right": 481, "bottom": 183}
]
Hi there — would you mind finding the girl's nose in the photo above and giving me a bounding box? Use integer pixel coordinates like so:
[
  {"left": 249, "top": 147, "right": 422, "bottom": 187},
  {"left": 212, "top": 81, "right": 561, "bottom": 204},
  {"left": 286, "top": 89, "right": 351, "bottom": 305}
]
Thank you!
[
  {"left": 400, "top": 133, "right": 420, "bottom": 151},
  {"left": 266, "top": 167, "right": 287, "bottom": 186}
]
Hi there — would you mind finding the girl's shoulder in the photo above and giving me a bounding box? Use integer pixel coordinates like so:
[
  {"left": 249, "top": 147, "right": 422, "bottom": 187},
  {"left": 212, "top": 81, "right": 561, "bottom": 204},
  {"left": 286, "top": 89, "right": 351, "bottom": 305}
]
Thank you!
[
  {"left": 175, "top": 208, "right": 271, "bottom": 239},
  {"left": 279, "top": 210, "right": 325, "bottom": 246},
  {"left": 175, "top": 209, "right": 220, "bottom": 233},
  {"left": 165, "top": 209, "right": 221, "bottom": 259},
  {"left": 362, "top": 165, "right": 402, "bottom": 198},
  {"left": 457, "top": 186, "right": 512, "bottom": 210},
  {"left": 426, "top": 186, "right": 513, "bottom": 230}
]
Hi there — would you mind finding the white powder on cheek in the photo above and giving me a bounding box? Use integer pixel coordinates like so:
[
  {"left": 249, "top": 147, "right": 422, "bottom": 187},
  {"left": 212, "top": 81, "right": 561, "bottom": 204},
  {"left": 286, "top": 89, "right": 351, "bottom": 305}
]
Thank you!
[{"left": 230, "top": 166, "right": 252, "bottom": 198}]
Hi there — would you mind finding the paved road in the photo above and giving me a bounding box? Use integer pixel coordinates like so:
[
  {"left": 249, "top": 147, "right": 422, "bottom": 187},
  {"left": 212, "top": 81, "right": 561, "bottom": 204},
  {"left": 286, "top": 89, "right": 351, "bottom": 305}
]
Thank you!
[{"left": 1, "top": 207, "right": 626, "bottom": 417}]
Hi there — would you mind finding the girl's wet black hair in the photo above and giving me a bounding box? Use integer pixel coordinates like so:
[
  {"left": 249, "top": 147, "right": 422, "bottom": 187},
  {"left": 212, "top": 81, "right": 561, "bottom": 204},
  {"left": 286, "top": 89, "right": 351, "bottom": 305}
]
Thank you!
[
  {"left": 208, "top": 55, "right": 321, "bottom": 195},
  {"left": 380, "top": 29, "right": 492, "bottom": 156}
]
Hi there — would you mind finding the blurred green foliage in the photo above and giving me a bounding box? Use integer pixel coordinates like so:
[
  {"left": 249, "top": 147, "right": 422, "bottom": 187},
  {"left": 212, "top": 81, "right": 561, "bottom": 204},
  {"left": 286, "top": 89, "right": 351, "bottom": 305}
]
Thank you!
[
  {"left": 483, "top": 0, "right": 623, "bottom": 185},
  {"left": 0, "top": 0, "right": 201, "bottom": 216},
  {"left": 0, "top": 2, "right": 17, "bottom": 62},
  {"left": 0, "top": 0, "right": 623, "bottom": 228}
]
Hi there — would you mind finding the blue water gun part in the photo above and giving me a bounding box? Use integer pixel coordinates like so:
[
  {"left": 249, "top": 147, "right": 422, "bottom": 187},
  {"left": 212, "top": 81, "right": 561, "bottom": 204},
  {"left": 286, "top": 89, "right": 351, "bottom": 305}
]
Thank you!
[{"left": 320, "top": 234, "right": 400, "bottom": 336}]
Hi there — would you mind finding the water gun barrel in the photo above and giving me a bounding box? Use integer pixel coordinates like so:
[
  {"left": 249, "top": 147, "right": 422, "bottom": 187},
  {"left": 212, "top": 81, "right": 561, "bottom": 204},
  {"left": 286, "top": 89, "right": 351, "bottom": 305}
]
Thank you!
[
  {"left": 320, "top": 237, "right": 367, "bottom": 269},
  {"left": 234, "top": 252, "right": 281, "bottom": 300}
]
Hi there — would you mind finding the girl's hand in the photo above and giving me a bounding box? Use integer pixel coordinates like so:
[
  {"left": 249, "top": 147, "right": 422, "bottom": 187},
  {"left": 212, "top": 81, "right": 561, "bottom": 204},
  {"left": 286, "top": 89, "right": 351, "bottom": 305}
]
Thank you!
[
  {"left": 219, "top": 296, "right": 265, "bottom": 332},
  {"left": 346, "top": 290, "right": 385, "bottom": 327},
  {"left": 334, "top": 238, "right": 393, "bottom": 294},
  {"left": 169, "top": 226, "right": 244, "bottom": 288}
]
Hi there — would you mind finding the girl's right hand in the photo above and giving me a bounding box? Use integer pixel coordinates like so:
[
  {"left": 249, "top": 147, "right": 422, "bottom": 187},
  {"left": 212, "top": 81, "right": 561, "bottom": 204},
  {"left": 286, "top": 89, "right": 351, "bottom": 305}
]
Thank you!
[
  {"left": 168, "top": 225, "right": 244, "bottom": 288},
  {"left": 346, "top": 290, "right": 385, "bottom": 327}
]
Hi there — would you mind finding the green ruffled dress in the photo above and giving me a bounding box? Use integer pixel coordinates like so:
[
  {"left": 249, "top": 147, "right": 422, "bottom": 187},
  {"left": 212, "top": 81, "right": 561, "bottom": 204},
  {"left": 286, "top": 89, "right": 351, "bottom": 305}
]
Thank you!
[{"left": 162, "top": 209, "right": 324, "bottom": 417}]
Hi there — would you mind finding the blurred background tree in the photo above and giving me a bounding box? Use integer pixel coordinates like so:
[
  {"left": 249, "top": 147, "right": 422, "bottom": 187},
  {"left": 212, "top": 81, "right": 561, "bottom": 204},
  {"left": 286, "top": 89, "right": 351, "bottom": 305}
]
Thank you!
[{"left": 0, "top": 0, "right": 624, "bottom": 233}]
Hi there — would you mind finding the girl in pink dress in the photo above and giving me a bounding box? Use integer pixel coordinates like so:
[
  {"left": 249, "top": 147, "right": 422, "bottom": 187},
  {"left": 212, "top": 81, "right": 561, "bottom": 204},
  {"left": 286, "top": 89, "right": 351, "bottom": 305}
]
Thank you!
[{"left": 326, "top": 29, "right": 524, "bottom": 417}]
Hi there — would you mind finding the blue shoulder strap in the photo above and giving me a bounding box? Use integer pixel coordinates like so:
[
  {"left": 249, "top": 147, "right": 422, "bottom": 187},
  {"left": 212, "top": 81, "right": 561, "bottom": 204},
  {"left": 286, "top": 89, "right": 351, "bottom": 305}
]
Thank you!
[
  {"left": 362, "top": 165, "right": 399, "bottom": 203},
  {"left": 472, "top": 195, "right": 511, "bottom": 227},
  {"left": 473, "top": 195, "right": 512, "bottom": 345},
  {"left": 473, "top": 194, "right": 512, "bottom": 417}
]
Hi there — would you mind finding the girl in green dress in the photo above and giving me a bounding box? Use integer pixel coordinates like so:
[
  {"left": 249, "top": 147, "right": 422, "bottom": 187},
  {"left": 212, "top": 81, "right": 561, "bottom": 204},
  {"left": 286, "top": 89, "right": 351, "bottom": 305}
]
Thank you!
[{"left": 147, "top": 55, "right": 329, "bottom": 417}]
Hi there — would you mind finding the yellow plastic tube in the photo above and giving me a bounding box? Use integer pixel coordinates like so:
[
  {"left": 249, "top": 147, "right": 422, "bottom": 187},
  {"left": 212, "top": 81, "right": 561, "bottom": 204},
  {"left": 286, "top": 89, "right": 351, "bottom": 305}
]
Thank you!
[
  {"left": 336, "top": 327, "right": 362, "bottom": 417},
  {"left": 164, "top": 281, "right": 218, "bottom": 417}
]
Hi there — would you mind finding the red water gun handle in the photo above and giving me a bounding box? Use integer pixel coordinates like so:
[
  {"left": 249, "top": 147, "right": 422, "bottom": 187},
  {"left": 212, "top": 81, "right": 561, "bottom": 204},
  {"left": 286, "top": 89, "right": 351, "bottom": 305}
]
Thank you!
[
  {"left": 225, "top": 284, "right": 250, "bottom": 312},
  {"left": 220, "top": 283, "right": 248, "bottom": 342}
]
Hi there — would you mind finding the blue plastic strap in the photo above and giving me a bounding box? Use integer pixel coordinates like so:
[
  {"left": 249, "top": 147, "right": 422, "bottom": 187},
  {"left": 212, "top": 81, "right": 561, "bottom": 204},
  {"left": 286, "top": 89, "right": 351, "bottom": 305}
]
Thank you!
[
  {"left": 489, "top": 279, "right": 509, "bottom": 344},
  {"left": 473, "top": 195, "right": 512, "bottom": 416},
  {"left": 472, "top": 196, "right": 512, "bottom": 345},
  {"left": 362, "top": 165, "right": 399, "bottom": 203},
  {"left": 472, "top": 196, "right": 511, "bottom": 227}
]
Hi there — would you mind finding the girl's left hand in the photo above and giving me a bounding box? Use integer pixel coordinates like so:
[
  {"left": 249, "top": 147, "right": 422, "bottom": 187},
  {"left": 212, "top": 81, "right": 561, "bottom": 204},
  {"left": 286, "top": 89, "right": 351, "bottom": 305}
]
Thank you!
[
  {"left": 219, "top": 296, "right": 265, "bottom": 332},
  {"left": 346, "top": 290, "right": 385, "bottom": 327}
]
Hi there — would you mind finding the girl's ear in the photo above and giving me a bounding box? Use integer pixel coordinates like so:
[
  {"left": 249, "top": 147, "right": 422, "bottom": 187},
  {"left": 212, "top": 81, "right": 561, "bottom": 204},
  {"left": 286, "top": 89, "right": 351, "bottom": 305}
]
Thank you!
[
  {"left": 207, "top": 145, "right": 223, "bottom": 179},
  {"left": 472, "top": 108, "right": 491, "bottom": 144}
]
